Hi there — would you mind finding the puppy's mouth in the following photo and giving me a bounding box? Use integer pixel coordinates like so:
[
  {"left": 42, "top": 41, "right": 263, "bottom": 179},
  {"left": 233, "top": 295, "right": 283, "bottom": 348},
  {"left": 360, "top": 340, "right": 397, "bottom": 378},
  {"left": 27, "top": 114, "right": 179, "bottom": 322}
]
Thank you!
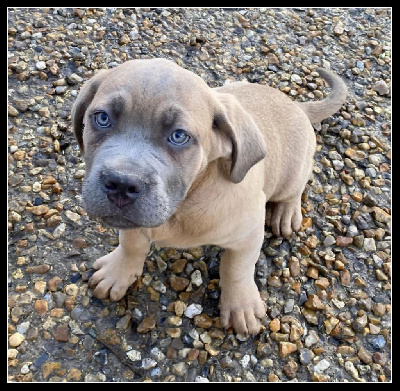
[
  {"left": 100, "top": 215, "right": 140, "bottom": 229},
  {"left": 99, "top": 212, "right": 170, "bottom": 230}
]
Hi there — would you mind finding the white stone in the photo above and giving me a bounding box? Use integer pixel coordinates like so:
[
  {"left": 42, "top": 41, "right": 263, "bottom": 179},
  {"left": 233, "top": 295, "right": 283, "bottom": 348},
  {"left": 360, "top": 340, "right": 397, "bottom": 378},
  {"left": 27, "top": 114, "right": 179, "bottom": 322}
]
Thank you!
[
  {"left": 191, "top": 270, "right": 203, "bottom": 287},
  {"left": 184, "top": 303, "right": 202, "bottom": 318},
  {"left": 126, "top": 349, "right": 141, "bottom": 362},
  {"left": 313, "top": 359, "right": 331, "bottom": 373}
]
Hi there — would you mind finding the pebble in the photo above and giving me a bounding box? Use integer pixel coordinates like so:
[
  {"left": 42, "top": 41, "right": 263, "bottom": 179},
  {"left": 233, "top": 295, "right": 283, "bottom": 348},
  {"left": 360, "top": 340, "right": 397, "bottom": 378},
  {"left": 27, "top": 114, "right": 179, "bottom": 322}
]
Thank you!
[
  {"left": 313, "top": 359, "right": 330, "bottom": 373},
  {"left": 9, "top": 332, "right": 25, "bottom": 347},
  {"left": 279, "top": 342, "right": 298, "bottom": 358},
  {"left": 137, "top": 315, "right": 156, "bottom": 333},
  {"left": 184, "top": 304, "right": 203, "bottom": 319}
]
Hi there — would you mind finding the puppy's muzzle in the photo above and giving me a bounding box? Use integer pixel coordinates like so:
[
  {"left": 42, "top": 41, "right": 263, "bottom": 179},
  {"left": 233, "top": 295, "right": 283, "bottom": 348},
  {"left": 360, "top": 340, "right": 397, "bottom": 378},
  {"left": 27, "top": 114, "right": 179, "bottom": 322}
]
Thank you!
[{"left": 101, "top": 172, "right": 144, "bottom": 208}]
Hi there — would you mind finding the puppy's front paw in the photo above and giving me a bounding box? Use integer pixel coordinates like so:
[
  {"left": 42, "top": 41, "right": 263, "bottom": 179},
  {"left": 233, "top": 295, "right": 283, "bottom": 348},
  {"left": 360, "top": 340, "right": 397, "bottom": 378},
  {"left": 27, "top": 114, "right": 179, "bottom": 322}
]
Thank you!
[
  {"left": 89, "top": 246, "right": 144, "bottom": 301},
  {"left": 220, "top": 283, "right": 266, "bottom": 336},
  {"left": 266, "top": 200, "right": 302, "bottom": 238}
]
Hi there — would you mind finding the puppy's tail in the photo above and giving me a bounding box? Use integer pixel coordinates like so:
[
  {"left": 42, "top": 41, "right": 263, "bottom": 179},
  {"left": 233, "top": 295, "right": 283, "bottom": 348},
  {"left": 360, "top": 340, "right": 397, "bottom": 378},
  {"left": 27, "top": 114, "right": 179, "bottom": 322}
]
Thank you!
[{"left": 296, "top": 67, "right": 348, "bottom": 124}]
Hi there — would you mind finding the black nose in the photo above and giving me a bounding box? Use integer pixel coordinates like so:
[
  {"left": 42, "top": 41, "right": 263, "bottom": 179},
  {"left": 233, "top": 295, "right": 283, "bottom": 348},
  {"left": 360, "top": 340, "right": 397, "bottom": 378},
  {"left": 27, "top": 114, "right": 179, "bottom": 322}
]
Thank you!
[{"left": 102, "top": 172, "right": 144, "bottom": 208}]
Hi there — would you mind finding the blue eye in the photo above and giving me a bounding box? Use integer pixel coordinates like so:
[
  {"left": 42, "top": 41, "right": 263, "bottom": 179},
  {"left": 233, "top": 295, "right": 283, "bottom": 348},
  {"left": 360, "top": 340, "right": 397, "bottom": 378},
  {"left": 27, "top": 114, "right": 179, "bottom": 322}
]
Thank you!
[
  {"left": 94, "top": 111, "right": 111, "bottom": 128},
  {"left": 168, "top": 129, "right": 191, "bottom": 146}
]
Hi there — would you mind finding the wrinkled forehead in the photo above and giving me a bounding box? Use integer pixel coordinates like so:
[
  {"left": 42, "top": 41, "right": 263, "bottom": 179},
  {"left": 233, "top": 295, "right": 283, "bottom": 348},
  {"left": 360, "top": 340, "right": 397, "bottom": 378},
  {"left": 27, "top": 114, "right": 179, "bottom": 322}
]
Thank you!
[{"left": 91, "top": 62, "right": 215, "bottom": 127}]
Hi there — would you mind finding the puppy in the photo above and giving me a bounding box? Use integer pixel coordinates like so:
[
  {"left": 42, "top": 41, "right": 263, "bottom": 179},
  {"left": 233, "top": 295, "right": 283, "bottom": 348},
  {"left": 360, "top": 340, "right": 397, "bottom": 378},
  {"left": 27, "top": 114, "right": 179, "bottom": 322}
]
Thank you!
[{"left": 72, "top": 58, "right": 347, "bottom": 335}]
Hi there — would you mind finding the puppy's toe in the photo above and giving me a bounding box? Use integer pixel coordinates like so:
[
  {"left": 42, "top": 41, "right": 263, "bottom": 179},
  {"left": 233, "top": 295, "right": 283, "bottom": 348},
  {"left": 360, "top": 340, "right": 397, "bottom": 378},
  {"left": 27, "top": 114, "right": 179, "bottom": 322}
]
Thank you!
[
  {"left": 244, "top": 310, "right": 262, "bottom": 336},
  {"left": 92, "top": 279, "right": 113, "bottom": 299},
  {"left": 110, "top": 283, "right": 129, "bottom": 302},
  {"left": 291, "top": 207, "right": 302, "bottom": 232}
]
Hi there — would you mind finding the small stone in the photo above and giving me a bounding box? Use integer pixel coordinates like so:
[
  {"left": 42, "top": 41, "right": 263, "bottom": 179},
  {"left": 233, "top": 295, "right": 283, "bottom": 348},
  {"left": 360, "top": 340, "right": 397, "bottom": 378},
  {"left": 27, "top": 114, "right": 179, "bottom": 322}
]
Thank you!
[
  {"left": 352, "top": 314, "right": 368, "bottom": 333},
  {"left": 65, "top": 210, "right": 80, "bottom": 222},
  {"left": 358, "top": 346, "right": 372, "bottom": 364},
  {"left": 340, "top": 269, "right": 351, "bottom": 287},
  {"left": 336, "top": 345, "right": 355, "bottom": 355},
  {"left": 126, "top": 350, "right": 141, "bottom": 362},
  {"left": 305, "top": 330, "right": 319, "bottom": 347},
  {"left": 304, "top": 294, "right": 325, "bottom": 310},
  {"left": 300, "top": 217, "right": 312, "bottom": 230},
  {"left": 170, "top": 259, "right": 187, "bottom": 273},
  {"left": 324, "top": 317, "right": 340, "bottom": 334},
  {"left": 48, "top": 276, "right": 62, "bottom": 291},
  {"left": 172, "top": 362, "right": 187, "bottom": 377},
  {"left": 314, "top": 277, "right": 329, "bottom": 290},
  {"left": 312, "top": 373, "right": 330, "bottom": 382},
  {"left": 9, "top": 332, "right": 25, "bottom": 347},
  {"left": 8, "top": 105, "right": 19, "bottom": 117},
  {"left": 373, "top": 207, "right": 391, "bottom": 224},
  {"left": 174, "top": 301, "right": 187, "bottom": 316},
  {"left": 299, "top": 348, "right": 314, "bottom": 364},
  {"left": 336, "top": 236, "right": 353, "bottom": 246},
  {"left": 268, "top": 373, "right": 281, "bottom": 382},
  {"left": 30, "top": 205, "right": 49, "bottom": 215},
  {"left": 375, "top": 269, "right": 388, "bottom": 281},
  {"left": 64, "top": 284, "right": 79, "bottom": 296},
  {"left": 283, "top": 360, "right": 298, "bottom": 379},
  {"left": 302, "top": 308, "right": 319, "bottom": 325},
  {"left": 73, "top": 169, "right": 85, "bottom": 179},
  {"left": 363, "top": 238, "right": 376, "bottom": 252},
  {"left": 42, "top": 362, "right": 62, "bottom": 379},
  {"left": 291, "top": 73, "right": 302, "bottom": 84},
  {"left": 370, "top": 335, "right": 386, "bottom": 349},
  {"left": 344, "top": 360, "right": 362, "bottom": 381},
  {"left": 119, "top": 34, "right": 131, "bottom": 45},
  {"left": 184, "top": 304, "right": 202, "bottom": 318},
  {"left": 67, "top": 73, "right": 83, "bottom": 84},
  {"left": 372, "top": 80, "right": 390, "bottom": 95},
  {"left": 323, "top": 235, "right": 336, "bottom": 246},
  {"left": 289, "top": 324, "right": 303, "bottom": 342},
  {"left": 256, "top": 343, "right": 272, "bottom": 359},
  {"left": 313, "top": 359, "right": 330, "bottom": 373},
  {"left": 38, "top": 107, "right": 50, "bottom": 118},
  {"left": 288, "top": 257, "right": 300, "bottom": 276},
  {"left": 334, "top": 22, "right": 344, "bottom": 35},
  {"left": 194, "top": 314, "right": 212, "bottom": 328},
  {"left": 53, "top": 324, "right": 69, "bottom": 342},
  {"left": 372, "top": 352, "right": 387, "bottom": 366},
  {"left": 305, "top": 235, "right": 318, "bottom": 248},
  {"left": 34, "top": 299, "right": 48, "bottom": 315},
  {"left": 72, "top": 237, "right": 88, "bottom": 249},
  {"left": 137, "top": 315, "right": 156, "bottom": 333},
  {"left": 279, "top": 342, "right": 297, "bottom": 358},
  {"left": 352, "top": 192, "right": 363, "bottom": 202},
  {"left": 170, "top": 275, "right": 190, "bottom": 291},
  {"left": 35, "top": 61, "right": 47, "bottom": 70},
  {"left": 372, "top": 303, "right": 386, "bottom": 317},
  {"left": 306, "top": 266, "right": 319, "bottom": 279},
  {"left": 191, "top": 270, "right": 203, "bottom": 287},
  {"left": 269, "top": 318, "right": 280, "bottom": 332},
  {"left": 187, "top": 349, "right": 200, "bottom": 361},
  {"left": 66, "top": 368, "right": 82, "bottom": 381}
]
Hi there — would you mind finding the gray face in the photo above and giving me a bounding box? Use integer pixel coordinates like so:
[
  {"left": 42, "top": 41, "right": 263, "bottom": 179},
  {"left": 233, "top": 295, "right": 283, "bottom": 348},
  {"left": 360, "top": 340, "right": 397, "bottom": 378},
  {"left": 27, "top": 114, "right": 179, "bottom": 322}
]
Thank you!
[
  {"left": 82, "top": 137, "right": 194, "bottom": 229},
  {"left": 79, "top": 72, "right": 209, "bottom": 229}
]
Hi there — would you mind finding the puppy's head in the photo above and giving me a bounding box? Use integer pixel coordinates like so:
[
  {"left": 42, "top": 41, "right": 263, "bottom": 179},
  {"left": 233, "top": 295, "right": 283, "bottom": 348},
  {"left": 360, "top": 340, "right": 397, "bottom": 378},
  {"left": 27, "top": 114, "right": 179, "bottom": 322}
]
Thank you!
[{"left": 71, "top": 58, "right": 266, "bottom": 229}]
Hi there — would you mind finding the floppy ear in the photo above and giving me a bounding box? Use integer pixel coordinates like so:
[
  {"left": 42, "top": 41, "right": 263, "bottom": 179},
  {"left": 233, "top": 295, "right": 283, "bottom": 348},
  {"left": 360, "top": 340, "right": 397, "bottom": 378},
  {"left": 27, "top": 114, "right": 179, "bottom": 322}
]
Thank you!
[
  {"left": 212, "top": 92, "right": 267, "bottom": 184},
  {"left": 71, "top": 69, "right": 109, "bottom": 154}
]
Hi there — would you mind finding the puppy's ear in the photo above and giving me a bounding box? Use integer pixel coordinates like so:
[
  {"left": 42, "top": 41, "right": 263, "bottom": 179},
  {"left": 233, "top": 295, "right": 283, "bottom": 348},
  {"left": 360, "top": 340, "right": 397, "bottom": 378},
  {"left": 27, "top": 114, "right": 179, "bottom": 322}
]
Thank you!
[
  {"left": 213, "top": 92, "right": 267, "bottom": 184},
  {"left": 71, "top": 69, "right": 108, "bottom": 154}
]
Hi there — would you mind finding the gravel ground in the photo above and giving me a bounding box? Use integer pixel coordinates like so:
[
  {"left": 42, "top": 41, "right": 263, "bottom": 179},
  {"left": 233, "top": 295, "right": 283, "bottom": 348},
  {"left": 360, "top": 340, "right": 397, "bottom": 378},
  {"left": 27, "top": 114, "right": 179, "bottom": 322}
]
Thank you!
[{"left": 8, "top": 7, "right": 391, "bottom": 382}]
